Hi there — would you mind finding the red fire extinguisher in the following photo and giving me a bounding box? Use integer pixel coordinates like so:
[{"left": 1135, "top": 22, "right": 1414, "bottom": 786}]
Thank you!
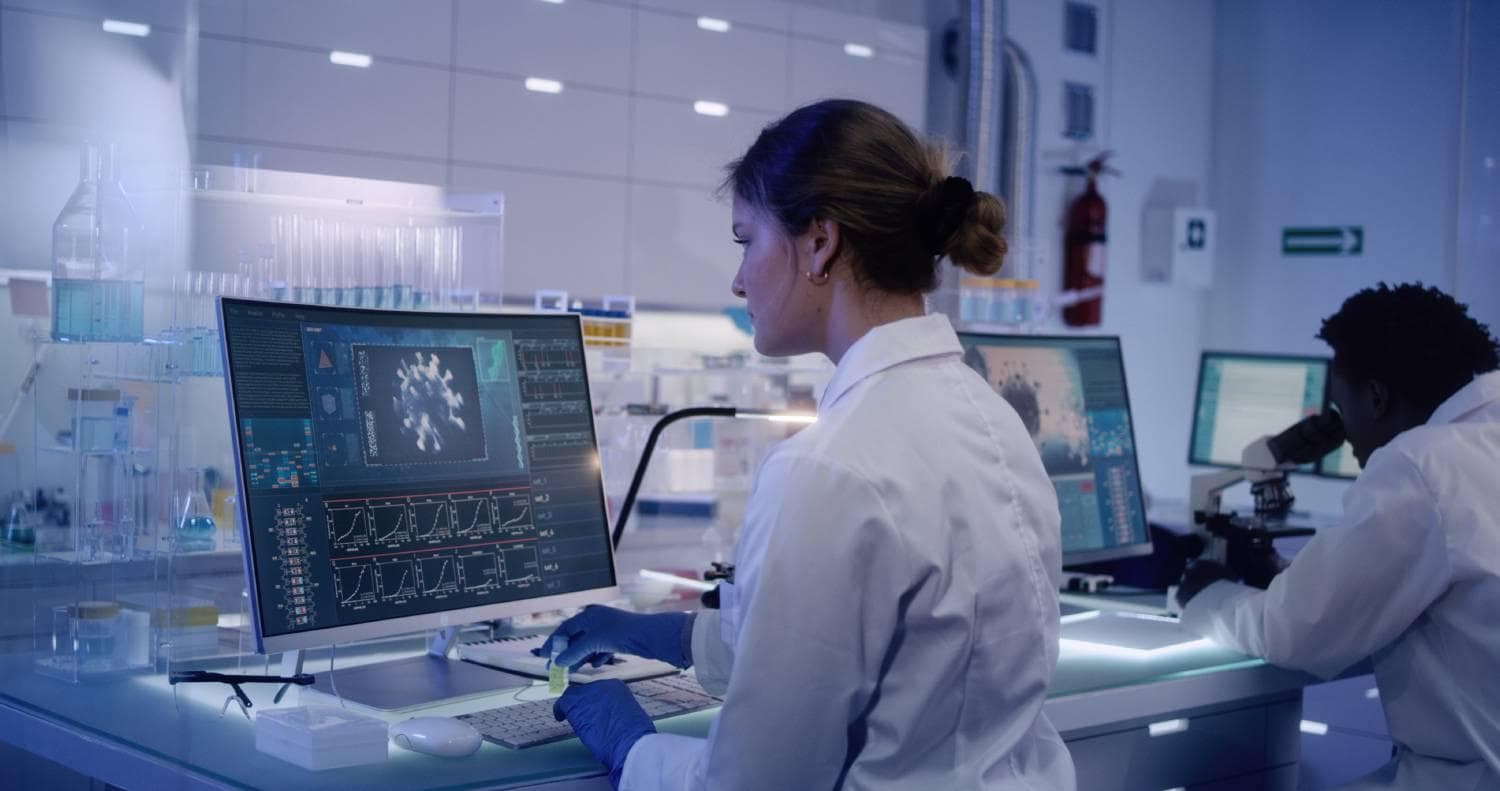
[{"left": 1061, "top": 153, "right": 1116, "bottom": 327}]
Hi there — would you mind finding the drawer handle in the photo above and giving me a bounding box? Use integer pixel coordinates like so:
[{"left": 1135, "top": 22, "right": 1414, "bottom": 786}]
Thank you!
[{"left": 1147, "top": 718, "right": 1190, "bottom": 737}]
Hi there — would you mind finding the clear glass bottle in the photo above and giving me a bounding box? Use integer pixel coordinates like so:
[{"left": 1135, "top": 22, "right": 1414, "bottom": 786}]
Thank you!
[
  {"left": 51, "top": 145, "right": 146, "bottom": 343},
  {"left": 174, "top": 471, "right": 218, "bottom": 553}
]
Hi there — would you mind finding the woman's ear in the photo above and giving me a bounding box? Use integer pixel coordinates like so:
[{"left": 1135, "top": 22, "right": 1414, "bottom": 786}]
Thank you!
[{"left": 804, "top": 217, "right": 842, "bottom": 279}]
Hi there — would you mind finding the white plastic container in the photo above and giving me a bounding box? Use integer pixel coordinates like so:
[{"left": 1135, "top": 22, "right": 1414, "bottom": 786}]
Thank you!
[{"left": 255, "top": 705, "right": 389, "bottom": 771}]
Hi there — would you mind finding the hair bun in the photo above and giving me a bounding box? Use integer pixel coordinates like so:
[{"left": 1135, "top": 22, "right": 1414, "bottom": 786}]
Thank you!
[{"left": 919, "top": 176, "right": 976, "bottom": 256}]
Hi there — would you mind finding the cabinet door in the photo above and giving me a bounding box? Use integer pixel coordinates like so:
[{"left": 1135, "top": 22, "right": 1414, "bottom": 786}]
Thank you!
[
  {"left": 454, "top": 73, "right": 630, "bottom": 180},
  {"left": 634, "top": 8, "right": 789, "bottom": 113},
  {"left": 245, "top": 0, "right": 451, "bottom": 65},
  {"left": 242, "top": 43, "right": 448, "bottom": 159},
  {"left": 788, "top": 36, "right": 926, "bottom": 130},
  {"left": 631, "top": 96, "right": 775, "bottom": 188},
  {"left": 628, "top": 183, "right": 738, "bottom": 308},
  {"left": 450, "top": 166, "right": 629, "bottom": 301},
  {"left": 455, "top": 0, "right": 632, "bottom": 91}
]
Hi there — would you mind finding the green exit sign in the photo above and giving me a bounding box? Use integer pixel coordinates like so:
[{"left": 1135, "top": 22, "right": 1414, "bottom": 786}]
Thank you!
[{"left": 1283, "top": 226, "right": 1363, "bottom": 256}]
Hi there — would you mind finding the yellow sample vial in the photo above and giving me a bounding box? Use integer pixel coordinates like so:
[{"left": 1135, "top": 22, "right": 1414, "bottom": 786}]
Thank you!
[{"left": 549, "top": 637, "right": 569, "bottom": 694}]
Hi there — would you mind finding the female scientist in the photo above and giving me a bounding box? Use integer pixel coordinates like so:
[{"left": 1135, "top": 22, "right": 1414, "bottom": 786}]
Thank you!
[{"left": 541, "top": 99, "right": 1076, "bottom": 790}]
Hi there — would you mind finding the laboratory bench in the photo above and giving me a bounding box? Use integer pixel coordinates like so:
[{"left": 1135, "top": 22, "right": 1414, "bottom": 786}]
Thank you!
[{"left": 0, "top": 593, "right": 1318, "bottom": 791}]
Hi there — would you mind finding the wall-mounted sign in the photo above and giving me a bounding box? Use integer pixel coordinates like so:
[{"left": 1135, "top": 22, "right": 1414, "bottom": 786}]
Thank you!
[{"left": 1282, "top": 226, "right": 1363, "bottom": 256}]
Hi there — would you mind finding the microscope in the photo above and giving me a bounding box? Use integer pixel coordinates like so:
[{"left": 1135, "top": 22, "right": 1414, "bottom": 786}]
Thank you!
[{"left": 1186, "top": 411, "right": 1346, "bottom": 587}]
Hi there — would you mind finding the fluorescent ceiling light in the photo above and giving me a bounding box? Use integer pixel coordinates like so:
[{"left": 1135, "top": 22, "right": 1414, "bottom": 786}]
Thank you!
[
  {"left": 697, "top": 16, "right": 731, "bottom": 33},
  {"left": 1147, "top": 718, "right": 1189, "bottom": 737},
  {"left": 102, "top": 19, "right": 150, "bottom": 37},
  {"left": 539, "top": 0, "right": 565, "bottom": 4},
  {"left": 693, "top": 100, "right": 729, "bottom": 118},
  {"left": 524, "top": 77, "right": 564, "bottom": 94},
  {"left": 329, "top": 50, "right": 373, "bottom": 68},
  {"left": 1365, "top": 687, "right": 1380, "bottom": 700},
  {"left": 1300, "top": 720, "right": 1330, "bottom": 736},
  {"left": 844, "top": 42, "right": 874, "bottom": 58}
]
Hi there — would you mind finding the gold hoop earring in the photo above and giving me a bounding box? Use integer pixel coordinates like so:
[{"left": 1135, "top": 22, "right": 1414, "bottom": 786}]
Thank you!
[{"left": 805, "top": 270, "right": 830, "bottom": 286}]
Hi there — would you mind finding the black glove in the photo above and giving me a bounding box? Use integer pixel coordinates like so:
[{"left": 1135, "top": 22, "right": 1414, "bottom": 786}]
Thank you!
[
  {"left": 1226, "top": 541, "right": 1290, "bottom": 590},
  {"left": 1176, "top": 560, "right": 1234, "bottom": 608}
]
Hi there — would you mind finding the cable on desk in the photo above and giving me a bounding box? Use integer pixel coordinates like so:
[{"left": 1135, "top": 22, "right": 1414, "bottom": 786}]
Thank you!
[{"left": 330, "top": 643, "right": 345, "bottom": 709}]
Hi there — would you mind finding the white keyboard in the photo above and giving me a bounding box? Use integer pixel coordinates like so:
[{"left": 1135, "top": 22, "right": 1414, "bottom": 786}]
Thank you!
[{"left": 458, "top": 674, "right": 721, "bottom": 749}]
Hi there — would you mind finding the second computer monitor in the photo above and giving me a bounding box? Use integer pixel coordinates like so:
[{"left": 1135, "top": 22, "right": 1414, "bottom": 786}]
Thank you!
[{"left": 958, "top": 333, "right": 1152, "bottom": 565}]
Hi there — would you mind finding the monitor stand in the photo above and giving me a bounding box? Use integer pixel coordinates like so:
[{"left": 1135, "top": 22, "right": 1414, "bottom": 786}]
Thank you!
[{"left": 283, "top": 627, "right": 530, "bottom": 711}]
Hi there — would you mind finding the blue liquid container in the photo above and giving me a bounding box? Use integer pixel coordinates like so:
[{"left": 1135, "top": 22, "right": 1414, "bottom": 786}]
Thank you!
[
  {"left": 51, "top": 146, "right": 145, "bottom": 343},
  {"left": 175, "top": 515, "right": 217, "bottom": 553}
]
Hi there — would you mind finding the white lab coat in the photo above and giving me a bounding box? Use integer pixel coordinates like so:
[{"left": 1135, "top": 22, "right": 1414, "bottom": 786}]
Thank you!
[
  {"left": 621, "top": 313, "right": 1075, "bottom": 790},
  {"left": 1182, "top": 370, "right": 1500, "bottom": 790}
]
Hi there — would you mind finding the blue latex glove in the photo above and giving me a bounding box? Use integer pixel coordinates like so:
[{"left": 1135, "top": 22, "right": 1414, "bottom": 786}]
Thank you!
[
  {"left": 1176, "top": 559, "right": 1235, "bottom": 607},
  {"left": 534, "top": 605, "right": 691, "bottom": 671},
  {"left": 554, "top": 680, "right": 655, "bottom": 788}
]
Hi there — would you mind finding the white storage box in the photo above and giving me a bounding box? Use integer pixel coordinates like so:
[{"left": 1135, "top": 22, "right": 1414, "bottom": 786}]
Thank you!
[{"left": 255, "top": 705, "right": 389, "bottom": 771}]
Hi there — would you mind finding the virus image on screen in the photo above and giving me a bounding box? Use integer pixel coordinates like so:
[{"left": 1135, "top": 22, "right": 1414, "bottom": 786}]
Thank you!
[
  {"left": 353, "top": 345, "right": 488, "bottom": 466},
  {"left": 967, "top": 346, "right": 1091, "bottom": 475}
]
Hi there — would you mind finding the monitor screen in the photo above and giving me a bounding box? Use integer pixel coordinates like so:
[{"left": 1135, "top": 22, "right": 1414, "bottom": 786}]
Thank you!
[
  {"left": 1189, "top": 352, "right": 1329, "bottom": 470},
  {"left": 220, "top": 299, "right": 617, "bottom": 652},
  {"left": 958, "top": 333, "right": 1151, "bottom": 565}
]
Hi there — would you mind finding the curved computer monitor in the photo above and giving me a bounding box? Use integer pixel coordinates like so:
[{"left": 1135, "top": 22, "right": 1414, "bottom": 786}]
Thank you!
[
  {"left": 219, "top": 298, "right": 619, "bottom": 654},
  {"left": 1188, "top": 351, "right": 1360, "bottom": 479},
  {"left": 957, "top": 333, "right": 1152, "bottom": 566}
]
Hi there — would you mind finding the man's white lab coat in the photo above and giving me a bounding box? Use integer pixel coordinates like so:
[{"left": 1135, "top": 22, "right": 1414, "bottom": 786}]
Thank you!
[
  {"left": 1182, "top": 370, "right": 1500, "bottom": 790},
  {"left": 621, "top": 313, "right": 1076, "bottom": 790}
]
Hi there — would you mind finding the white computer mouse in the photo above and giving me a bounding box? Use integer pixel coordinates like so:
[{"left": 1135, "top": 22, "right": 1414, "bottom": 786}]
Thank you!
[{"left": 389, "top": 717, "right": 483, "bottom": 758}]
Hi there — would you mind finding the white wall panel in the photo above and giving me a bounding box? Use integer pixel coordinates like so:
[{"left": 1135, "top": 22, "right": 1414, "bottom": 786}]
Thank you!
[
  {"left": 245, "top": 0, "right": 451, "bottom": 65},
  {"left": 635, "top": 0, "right": 788, "bottom": 31},
  {"left": 788, "top": 4, "right": 924, "bottom": 56},
  {"left": 450, "top": 166, "right": 628, "bottom": 299},
  {"left": 788, "top": 36, "right": 925, "bottom": 128},
  {"left": 242, "top": 42, "right": 449, "bottom": 158},
  {"left": 455, "top": 0, "right": 631, "bottom": 90},
  {"left": 628, "top": 183, "right": 737, "bottom": 307},
  {"left": 632, "top": 97, "right": 772, "bottom": 188},
  {"left": 197, "top": 37, "right": 245, "bottom": 138},
  {"left": 453, "top": 73, "right": 629, "bottom": 178},
  {"left": 635, "top": 9, "right": 788, "bottom": 112}
]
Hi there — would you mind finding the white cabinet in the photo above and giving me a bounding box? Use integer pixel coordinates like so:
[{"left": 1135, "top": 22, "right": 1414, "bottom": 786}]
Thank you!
[
  {"left": 634, "top": 8, "right": 789, "bottom": 112},
  {"left": 245, "top": 0, "right": 451, "bottom": 65},
  {"left": 195, "top": 140, "right": 447, "bottom": 188},
  {"left": 453, "top": 73, "right": 630, "bottom": 179},
  {"left": 788, "top": 4, "right": 925, "bottom": 58},
  {"left": 635, "top": 0, "right": 789, "bottom": 31},
  {"left": 788, "top": 36, "right": 926, "bottom": 130},
  {"left": 628, "top": 183, "right": 738, "bottom": 308},
  {"left": 455, "top": 0, "right": 632, "bottom": 91},
  {"left": 631, "top": 96, "right": 774, "bottom": 188},
  {"left": 450, "top": 166, "right": 629, "bottom": 300},
  {"left": 242, "top": 42, "right": 449, "bottom": 158}
]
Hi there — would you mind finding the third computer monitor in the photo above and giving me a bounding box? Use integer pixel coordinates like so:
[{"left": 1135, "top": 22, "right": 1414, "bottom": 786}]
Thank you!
[
  {"left": 958, "top": 333, "right": 1152, "bottom": 565},
  {"left": 1189, "top": 351, "right": 1359, "bottom": 479},
  {"left": 220, "top": 298, "right": 619, "bottom": 653}
]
